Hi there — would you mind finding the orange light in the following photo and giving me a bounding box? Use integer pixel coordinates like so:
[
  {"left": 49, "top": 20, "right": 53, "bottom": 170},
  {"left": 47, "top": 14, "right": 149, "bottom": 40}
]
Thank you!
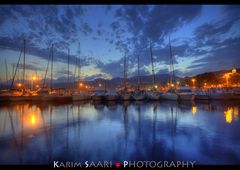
[
  {"left": 35, "top": 85, "right": 39, "bottom": 88},
  {"left": 17, "top": 83, "right": 22, "bottom": 87},
  {"left": 32, "top": 76, "right": 37, "bottom": 80},
  {"left": 79, "top": 82, "right": 83, "bottom": 87},
  {"left": 30, "top": 114, "right": 36, "bottom": 126},
  {"left": 85, "top": 85, "right": 88, "bottom": 88},
  {"left": 191, "top": 78, "right": 196, "bottom": 82},
  {"left": 224, "top": 107, "right": 233, "bottom": 124},
  {"left": 192, "top": 106, "right": 197, "bottom": 115},
  {"left": 98, "top": 83, "right": 102, "bottom": 87}
]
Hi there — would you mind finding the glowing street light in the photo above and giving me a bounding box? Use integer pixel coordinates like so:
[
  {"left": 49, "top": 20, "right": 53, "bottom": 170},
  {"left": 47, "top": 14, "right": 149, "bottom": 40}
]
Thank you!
[
  {"left": 224, "top": 74, "right": 230, "bottom": 87},
  {"left": 32, "top": 76, "right": 37, "bottom": 80},
  {"left": 98, "top": 83, "right": 102, "bottom": 87},
  {"left": 79, "top": 82, "right": 83, "bottom": 87},
  {"left": 191, "top": 78, "right": 196, "bottom": 88},
  {"left": 154, "top": 85, "right": 158, "bottom": 89},
  {"left": 32, "top": 76, "right": 37, "bottom": 90},
  {"left": 17, "top": 83, "right": 22, "bottom": 87}
]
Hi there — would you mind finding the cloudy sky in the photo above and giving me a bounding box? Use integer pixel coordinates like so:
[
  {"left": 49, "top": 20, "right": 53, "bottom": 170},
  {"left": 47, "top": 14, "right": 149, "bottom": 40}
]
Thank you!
[{"left": 0, "top": 5, "right": 240, "bottom": 82}]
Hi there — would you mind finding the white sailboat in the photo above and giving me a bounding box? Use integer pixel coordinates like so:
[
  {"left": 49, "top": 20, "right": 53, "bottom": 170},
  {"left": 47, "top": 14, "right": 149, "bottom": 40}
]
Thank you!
[
  {"left": 209, "top": 88, "right": 232, "bottom": 100},
  {"left": 92, "top": 89, "right": 105, "bottom": 101},
  {"left": 146, "top": 41, "right": 161, "bottom": 100},
  {"left": 132, "top": 55, "right": 145, "bottom": 101},
  {"left": 161, "top": 89, "right": 178, "bottom": 100},
  {"left": 120, "top": 53, "right": 133, "bottom": 101},
  {"left": 161, "top": 37, "right": 178, "bottom": 101},
  {"left": 72, "top": 43, "right": 91, "bottom": 101},
  {"left": 176, "top": 86, "right": 195, "bottom": 101},
  {"left": 105, "top": 90, "right": 119, "bottom": 101},
  {"left": 194, "top": 89, "right": 209, "bottom": 100}
]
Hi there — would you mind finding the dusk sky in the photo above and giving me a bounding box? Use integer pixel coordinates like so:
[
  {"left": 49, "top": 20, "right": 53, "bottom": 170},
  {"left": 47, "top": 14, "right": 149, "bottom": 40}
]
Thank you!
[{"left": 0, "top": 5, "right": 240, "bottom": 82}]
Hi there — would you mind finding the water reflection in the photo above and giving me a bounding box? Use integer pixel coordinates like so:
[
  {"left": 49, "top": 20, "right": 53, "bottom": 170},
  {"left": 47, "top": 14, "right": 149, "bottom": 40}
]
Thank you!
[{"left": 0, "top": 100, "right": 240, "bottom": 164}]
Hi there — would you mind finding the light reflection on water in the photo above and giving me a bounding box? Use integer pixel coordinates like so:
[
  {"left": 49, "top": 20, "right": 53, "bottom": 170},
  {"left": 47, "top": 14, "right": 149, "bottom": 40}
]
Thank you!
[{"left": 0, "top": 100, "right": 240, "bottom": 165}]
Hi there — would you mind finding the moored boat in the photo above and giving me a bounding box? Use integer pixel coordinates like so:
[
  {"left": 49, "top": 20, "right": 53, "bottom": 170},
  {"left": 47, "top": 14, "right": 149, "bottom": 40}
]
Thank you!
[
  {"left": 92, "top": 89, "right": 105, "bottom": 101},
  {"left": 132, "top": 90, "right": 145, "bottom": 101},
  {"left": 105, "top": 91, "right": 119, "bottom": 101},
  {"left": 176, "top": 86, "right": 195, "bottom": 101},
  {"left": 232, "top": 89, "right": 240, "bottom": 100},
  {"left": 161, "top": 91, "right": 178, "bottom": 100},
  {"left": 194, "top": 89, "right": 209, "bottom": 100},
  {"left": 72, "top": 92, "right": 91, "bottom": 101},
  {"left": 146, "top": 91, "right": 161, "bottom": 100}
]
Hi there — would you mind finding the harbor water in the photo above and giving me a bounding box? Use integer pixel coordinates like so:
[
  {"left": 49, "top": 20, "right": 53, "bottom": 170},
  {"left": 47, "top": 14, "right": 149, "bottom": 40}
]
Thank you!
[{"left": 0, "top": 100, "right": 240, "bottom": 165}]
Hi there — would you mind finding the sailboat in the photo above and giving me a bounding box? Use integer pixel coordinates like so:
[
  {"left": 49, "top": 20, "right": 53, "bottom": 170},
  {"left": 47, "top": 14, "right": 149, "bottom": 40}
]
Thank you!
[
  {"left": 119, "top": 53, "right": 132, "bottom": 100},
  {"left": 132, "top": 55, "right": 145, "bottom": 101},
  {"left": 72, "top": 43, "right": 91, "bottom": 101},
  {"left": 54, "top": 48, "right": 72, "bottom": 102},
  {"left": 8, "top": 39, "right": 31, "bottom": 102},
  {"left": 146, "top": 41, "right": 161, "bottom": 100},
  {"left": 176, "top": 86, "right": 195, "bottom": 101},
  {"left": 161, "top": 38, "right": 178, "bottom": 101}
]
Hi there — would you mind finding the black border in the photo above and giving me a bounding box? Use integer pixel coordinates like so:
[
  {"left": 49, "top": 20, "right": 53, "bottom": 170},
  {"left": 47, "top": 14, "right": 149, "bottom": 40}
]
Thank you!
[{"left": 0, "top": 0, "right": 239, "bottom": 5}]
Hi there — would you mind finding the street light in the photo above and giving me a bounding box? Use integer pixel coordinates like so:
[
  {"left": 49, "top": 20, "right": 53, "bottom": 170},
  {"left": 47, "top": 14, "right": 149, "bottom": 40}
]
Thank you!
[
  {"left": 191, "top": 78, "right": 196, "bottom": 88},
  {"left": 17, "top": 83, "right": 22, "bottom": 87},
  {"left": 224, "top": 74, "right": 229, "bottom": 88},
  {"left": 32, "top": 76, "right": 37, "bottom": 90},
  {"left": 32, "top": 76, "right": 37, "bottom": 81}
]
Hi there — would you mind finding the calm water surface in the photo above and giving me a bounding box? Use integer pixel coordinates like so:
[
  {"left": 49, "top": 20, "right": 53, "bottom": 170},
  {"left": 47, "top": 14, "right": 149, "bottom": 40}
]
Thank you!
[{"left": 0, "top": 100, "right": 240, "bottom": 165}]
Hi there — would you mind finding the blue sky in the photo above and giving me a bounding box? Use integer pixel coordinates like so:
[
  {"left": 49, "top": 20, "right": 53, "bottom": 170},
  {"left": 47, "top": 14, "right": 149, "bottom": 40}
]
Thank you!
[{"left": 0, "top": 5, "right": 240, "bottom": 82}]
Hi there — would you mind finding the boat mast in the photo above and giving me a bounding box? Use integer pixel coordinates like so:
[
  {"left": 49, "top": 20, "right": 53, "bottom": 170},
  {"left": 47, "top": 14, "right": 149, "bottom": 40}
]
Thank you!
[
  {"left": 5, "top": 58, "right": 9, "bottom": 87},
  {"left": 50, "top": 44, "right": 53, "bottom": 91},
  {"left": 150, "top": 40, "right": 156, "bottom": 88},
  {"left": 123, "top": 53, "right": 127, "bottom": 91},
  {"left": 23, "top": 39, "right": 26, "bottom": 92},
  {"left": 137, "top": 55, "right": 140, "bottom": 90},
  {"left": 169, "top": 37, "right": 175, "bottom": 86},
  {"left": 68, "top": 48, "right": 70, "bottom": 90},
  {"left": 78, "top": 42, "right": 81, "bottom": 83},
  {"left": 43, "top": 47, "right": 51, "bottom": 88},
  {"left": 10, "top": 43, "right": 23, "bottom": 90}
]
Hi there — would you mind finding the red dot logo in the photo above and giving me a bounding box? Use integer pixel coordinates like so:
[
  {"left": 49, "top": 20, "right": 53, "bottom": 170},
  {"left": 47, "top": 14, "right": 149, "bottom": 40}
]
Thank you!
[{"left": 115, "top": 162, "right": 121, "bottom": 168}]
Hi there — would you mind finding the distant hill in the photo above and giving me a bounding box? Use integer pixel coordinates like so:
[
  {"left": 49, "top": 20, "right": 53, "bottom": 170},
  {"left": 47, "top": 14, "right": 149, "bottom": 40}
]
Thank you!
[
  {"left": 183, "top": 67, "right": 240, "bottom": 87},
  {"left": 1, "top": 68, "right": 239, "bottom": 90}
]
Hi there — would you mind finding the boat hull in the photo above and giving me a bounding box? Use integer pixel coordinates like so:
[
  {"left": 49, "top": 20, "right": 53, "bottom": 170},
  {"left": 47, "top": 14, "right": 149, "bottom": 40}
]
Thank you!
[
  {"left": 195, "top": 94, "right": 209, "bottom": 100},
  {"left": 72, "top": 94, "right": 91, "bottom": 101},
  {"left": 161, "top": 93, "right": 178, "bottom": 100},
  {"left": 105, "top": 95, "right": 118, "bottom": 101},
  {"left": 209, "top": 93, "right": 232, "bottom": 100},
  {"left": 121, "top": 94, "right": 132, "bottom": 100},
  {"left": 133, "top": 95, "right": 145, "bottom": 101},
  {"left": 178, "top": 94, "right": 195, "bottom": 101},
  {"left": 92, "top": 95, "right": 104, "bottom": 101}
]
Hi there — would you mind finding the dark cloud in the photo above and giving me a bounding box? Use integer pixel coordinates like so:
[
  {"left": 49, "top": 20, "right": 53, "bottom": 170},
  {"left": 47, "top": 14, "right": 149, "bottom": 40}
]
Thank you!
[
  {"left": 110, "top": 21, "right": 120, "bottom": 31},
  {"left": 18, "top": 63, "right": 45, "bottom": 71},
  {"left": 84, "top": 73, "right": 108, "bottom": 81},
  {"left": 105, "top": 5, "right": 112, "bottom": 13},
  {"left": 82, "top": 22, "right": 93, "bottom": 35}
]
